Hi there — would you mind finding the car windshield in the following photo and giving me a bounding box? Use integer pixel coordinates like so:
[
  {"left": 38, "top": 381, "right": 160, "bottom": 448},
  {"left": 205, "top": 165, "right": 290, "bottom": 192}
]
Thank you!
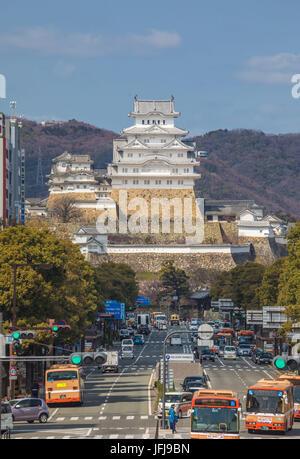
[
  {"left": 260, "top": 353, "right": 272, "bottom": 358},
  {"left": 239, "top": 344, "right": 250, "bottom": 348},
  {"left": 135, "top": 335, "right": 143, "bottom": 339},
  {"left": 191, "top": 406, "right": 239, "bottom": 433},
  {"left": 246, "top": 389, "right": 286, "bottom": 414},
  {"left": 47, "top": 370, "right": 78, "bottom": 381},
  {"left": 225, "top": 347, "right": 235, "bottom": 352},
  {"left": 164, "top": 394, "right": 181, "bottom": 403},
  {"left": 122, "top": 346, "right": 133, "bottom": 351}
]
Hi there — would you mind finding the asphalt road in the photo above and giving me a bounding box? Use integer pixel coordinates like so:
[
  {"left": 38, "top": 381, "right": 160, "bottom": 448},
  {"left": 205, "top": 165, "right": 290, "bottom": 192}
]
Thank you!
[{"left": 9, "top": 325, "right": 300, "bottom": 440}]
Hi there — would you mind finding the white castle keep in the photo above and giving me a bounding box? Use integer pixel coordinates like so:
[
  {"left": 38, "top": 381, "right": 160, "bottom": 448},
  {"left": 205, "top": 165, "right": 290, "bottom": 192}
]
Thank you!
[{"left": 107, "top": 97, "right": 201, "bottom": 190}]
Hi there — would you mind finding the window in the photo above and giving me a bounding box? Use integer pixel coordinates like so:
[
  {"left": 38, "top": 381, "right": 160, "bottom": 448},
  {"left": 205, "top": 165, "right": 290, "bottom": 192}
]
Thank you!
[
  {"left": 144, "top": 180, "right": 150, "bottom": 184},
  {"left": 142, "top": 120, "right": 145, "bottom": 124},
  {"left": 155, "top": 180, "right": 161, "bottom": 185},
  {"left": 133, "top": 179, "right": 139, "bottom": 185},
  {"left": 178, "top": 180, "right": 184, "bottom": 185},
  {"left": 133, "top": 168, "right": 139, "bottom": 173},
  {"left": 167, "top": 180, "right": 172, "bottom": 185},
  {"left": 163, "top": 120, "right": 166, "bottom": 125}
]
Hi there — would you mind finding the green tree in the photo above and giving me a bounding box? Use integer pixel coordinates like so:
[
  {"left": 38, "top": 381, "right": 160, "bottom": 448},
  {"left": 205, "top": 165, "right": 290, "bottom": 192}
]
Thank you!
[
  {"left": 210, "top": 262, "right": 265, "bottom": 310},
  {"left": 277, "top": 222, "right": 300, "bottom": 323},
  {"left": 0, "top": 226, "right": 98, "bottom": 343},
  {"left": 94, "top": 262, "right": 139, "bottom": 311},
  {"left": 158, "top": 259, "right": 190, "bottom": 300},
  {"left": 259, "top": 258, "right": 286, "bottom": 306}
]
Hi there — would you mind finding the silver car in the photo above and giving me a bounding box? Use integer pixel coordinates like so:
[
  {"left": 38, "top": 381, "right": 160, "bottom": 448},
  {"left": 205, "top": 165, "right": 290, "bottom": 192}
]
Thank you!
[
  {"left": 10, "top": 398, "right": 49, "bottom": 423},
  {"left": 121, "top": 345, "right": 134, "bottom": 359}
]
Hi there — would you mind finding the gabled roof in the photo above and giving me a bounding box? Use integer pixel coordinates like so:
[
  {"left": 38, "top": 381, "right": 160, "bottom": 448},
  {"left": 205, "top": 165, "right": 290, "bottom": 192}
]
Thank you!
[
  {"left": 121, "top": 124, "right": 188, "bottom": 136},
  {"left": 121, "top": 138, "right": 149, "bottom": 150},
  {"left": 162, "top": 138, "right": 193, "bottom": 150}
]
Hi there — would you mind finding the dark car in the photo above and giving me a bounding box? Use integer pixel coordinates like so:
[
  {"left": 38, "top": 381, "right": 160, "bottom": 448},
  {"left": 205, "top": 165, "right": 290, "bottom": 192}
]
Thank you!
[
  {"left": 200, "top": 348, "right": 215, "bottom": 362},
  {"left": 185, "top": 382, "right": 207, "bottom": 394},
  {"left": 138, "top": 325, "right": 150, "bottom": 335},
  {"left": 251, "top": 348, "right": 264, "bottom": 363},
  {"left": 256, "top": 351, "right": 273, "bottom": 365},
  {"left": 181, "top": 375, "right": 208, "bottom": 391}
]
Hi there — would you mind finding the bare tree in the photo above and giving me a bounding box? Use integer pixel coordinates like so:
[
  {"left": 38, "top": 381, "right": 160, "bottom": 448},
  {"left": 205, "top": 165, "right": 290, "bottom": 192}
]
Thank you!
[{"left": 48, "top": 195, "right": 83, "bottom": 223}]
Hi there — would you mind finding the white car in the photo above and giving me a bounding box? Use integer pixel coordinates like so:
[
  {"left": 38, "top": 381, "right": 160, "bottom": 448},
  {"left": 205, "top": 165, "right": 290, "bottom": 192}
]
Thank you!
[
  {"left": 223, "top": 346, "right": 237, "bottom": 360},
  {"left": 170, "top": 335, "right": 182, "bottom": 346},
  {"left": 121, "top": 339, "right": 134, "bottom": 347}
]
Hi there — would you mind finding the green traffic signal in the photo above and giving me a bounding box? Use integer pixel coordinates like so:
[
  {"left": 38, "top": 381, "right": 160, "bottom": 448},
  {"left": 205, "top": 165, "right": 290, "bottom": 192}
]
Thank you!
[
  {"left": 13, "top": 332, "right": 20, "bottom": 339},
  {"left": 273, "top": 356, "right": 286, "bottom": 369},
  {"left": 71, "top": 354, "right": 82, "bottom": 365},
  {"left": 53, "top": 326, "right": 59, "bottom": 332}
]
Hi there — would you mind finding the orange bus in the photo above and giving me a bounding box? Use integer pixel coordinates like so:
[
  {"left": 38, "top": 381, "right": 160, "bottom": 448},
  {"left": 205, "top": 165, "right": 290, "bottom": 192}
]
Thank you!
[
  {"left": 45, "top": 364, "right": 85, "bottom": 406},
  {"left": 245, "top": 378, "right": 294, "bottom": 434},
  {"left": 277, "top": 374, "right": 300, "bottom": 421},
  {"left": 190, "top": 389, "right": 241, "bottom": 439}
]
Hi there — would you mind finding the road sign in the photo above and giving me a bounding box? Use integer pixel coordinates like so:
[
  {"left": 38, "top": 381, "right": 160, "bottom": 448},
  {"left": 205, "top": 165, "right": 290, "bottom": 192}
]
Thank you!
[
  {"left": 197, "top": 339, "right": 214, "bottom": 348},
  {"left": 9, "top": 367, "right": 17, "bottom": 376},
  {"left": 166, "top": 354, "right": 170, "bottom": 360},
  {"left": 198, "top": 324, "right": 214, "bottom": 340}
]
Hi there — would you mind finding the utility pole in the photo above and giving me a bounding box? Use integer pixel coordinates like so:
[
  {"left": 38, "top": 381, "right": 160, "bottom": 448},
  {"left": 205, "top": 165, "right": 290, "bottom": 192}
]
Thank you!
[
  {"left": 0, "top": 312, "right": 3, "bottom": 438},
  {"left": 9, "top": 263, "right": 53, "bottom": 398}
]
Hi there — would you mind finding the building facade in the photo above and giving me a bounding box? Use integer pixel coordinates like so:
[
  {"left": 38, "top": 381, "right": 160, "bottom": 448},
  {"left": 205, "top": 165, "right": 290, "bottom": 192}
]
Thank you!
[{"left": 0, "top": 112, "right": 25, "bottom": 226}]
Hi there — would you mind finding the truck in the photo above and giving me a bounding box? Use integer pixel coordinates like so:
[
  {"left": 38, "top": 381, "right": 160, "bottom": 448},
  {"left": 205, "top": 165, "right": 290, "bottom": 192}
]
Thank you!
[
  {"left": 101, "top": 351, "right": 119, "bottom": 373},
  {"left": 137, "top": 314, "right": 150, "bottom": 327}
]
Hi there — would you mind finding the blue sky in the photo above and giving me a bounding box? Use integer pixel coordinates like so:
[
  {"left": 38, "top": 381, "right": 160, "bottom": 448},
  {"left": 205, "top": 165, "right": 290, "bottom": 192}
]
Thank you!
[{"left": 1, "top": 0, "right": 300, "bottom": 135}]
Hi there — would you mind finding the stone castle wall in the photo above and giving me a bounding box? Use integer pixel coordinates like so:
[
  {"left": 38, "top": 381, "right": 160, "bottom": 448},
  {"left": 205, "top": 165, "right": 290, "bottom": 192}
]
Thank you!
[{"left": 87, "top": 251, "right": 238, "bottom": 274}]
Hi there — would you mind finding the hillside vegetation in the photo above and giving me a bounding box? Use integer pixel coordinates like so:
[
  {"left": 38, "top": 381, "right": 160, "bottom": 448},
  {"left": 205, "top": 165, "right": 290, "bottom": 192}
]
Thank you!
[{"left": 22, "top": 120, "right": 300, "bottom": 218}]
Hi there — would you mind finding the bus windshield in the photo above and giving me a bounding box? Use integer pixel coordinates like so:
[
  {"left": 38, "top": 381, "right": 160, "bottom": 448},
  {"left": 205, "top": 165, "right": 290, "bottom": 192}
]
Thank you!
[
  {"left": 47, "top": 370, "right": 78, "bottom": 381},
  {"left": 192, "top": 406, "right": 239, "bottom": 433},
  {"left": 246, "top": 389, "right": 286, "bottom": 414},
  {"left": 294, "top": 387, "right": 300, "bottom": 404}
]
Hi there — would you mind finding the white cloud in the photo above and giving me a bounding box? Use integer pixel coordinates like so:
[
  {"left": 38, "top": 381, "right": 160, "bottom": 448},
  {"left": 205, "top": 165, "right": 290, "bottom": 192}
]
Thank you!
[
  {"left": 53, "top": 60, "right": 76, "bottom": 77},
  {"left": 0, "top": 26, "right": 181, "bottom": 57},
  {"left": 237, "top": 52, "right": 300, "bottom": 84}
]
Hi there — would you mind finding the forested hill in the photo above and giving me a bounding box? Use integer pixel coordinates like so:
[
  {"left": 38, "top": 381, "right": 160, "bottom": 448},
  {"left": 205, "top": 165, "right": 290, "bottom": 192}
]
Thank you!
[{"left": 21, "top": 119, "right": 300, "bottom": 218}]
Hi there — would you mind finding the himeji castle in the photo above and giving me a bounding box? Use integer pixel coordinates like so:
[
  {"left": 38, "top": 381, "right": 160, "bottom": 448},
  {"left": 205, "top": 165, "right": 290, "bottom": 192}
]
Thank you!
[{"left": 107, "top": 96, "right": 201, "bottom": 192}]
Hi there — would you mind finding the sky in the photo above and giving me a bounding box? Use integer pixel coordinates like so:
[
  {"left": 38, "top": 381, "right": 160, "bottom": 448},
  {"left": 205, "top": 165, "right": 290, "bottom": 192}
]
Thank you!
[{"left": 1, "top": 0, "right": 300, "bottom": 135}]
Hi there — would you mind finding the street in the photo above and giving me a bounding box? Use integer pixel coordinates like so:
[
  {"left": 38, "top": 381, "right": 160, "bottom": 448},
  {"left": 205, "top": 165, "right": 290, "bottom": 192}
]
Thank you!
[{"left": 9, "top": 325, "right": 300, "bottom": 440}]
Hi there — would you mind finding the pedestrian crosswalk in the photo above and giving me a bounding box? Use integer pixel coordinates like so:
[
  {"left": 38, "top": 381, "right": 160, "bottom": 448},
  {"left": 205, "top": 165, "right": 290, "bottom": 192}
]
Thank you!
[{"left": 53, "top": 414, "right": 151, "bottom": 422}]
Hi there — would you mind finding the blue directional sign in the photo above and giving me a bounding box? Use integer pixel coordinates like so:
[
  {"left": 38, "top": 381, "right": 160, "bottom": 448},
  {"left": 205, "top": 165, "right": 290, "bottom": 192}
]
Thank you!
[
  {"left": 104, "top": 301, "right": 125, "bottom": 320},
  {"left": 135, "top": 296, "right": 150, "bottom": 306}
]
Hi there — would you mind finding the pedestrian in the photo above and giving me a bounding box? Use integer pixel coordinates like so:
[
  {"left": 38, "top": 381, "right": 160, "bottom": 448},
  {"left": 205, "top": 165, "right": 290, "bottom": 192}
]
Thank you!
[
  {"left": 193, "top": 346, "right": 199, "bottom": 362},
  {"left": 168, "top": 404, "right": 178, "bottom": 434},
  {"left": 31, "top": 381, "right": 39, "bottom": 398},
  {"left": 199, "top": 353, "right": 203, "bottom": 365}
]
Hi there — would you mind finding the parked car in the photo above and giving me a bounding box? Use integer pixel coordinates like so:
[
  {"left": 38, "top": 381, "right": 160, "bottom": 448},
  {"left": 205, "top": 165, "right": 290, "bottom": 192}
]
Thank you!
[
  {"left": 120, "top": 345, "right": 134, "bottom": 359},
  {"left": 157, "top": 392, "right": 193, "bottom": 418},
  {"left": 223, "top": 346, "right": 237, "bottom": 360},
  {"left": 133, "top": 334, "right": 145, "bottom": 345},
  {"left": 181, "top": 375, "right": 208, "bottom": 391},
  {"left": 1, "top": 402, "right": 13, "bottom": 434},
  {"left": 237, "top": 343, "right": 252, "bottom": 356},
  {"left": 10, "top": 398, "right": 49, "bottom": 423}
]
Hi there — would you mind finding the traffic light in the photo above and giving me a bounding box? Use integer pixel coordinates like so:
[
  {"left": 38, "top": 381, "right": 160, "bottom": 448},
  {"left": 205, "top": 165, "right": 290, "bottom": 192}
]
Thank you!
[
  {"left": 12, "top": 332, "right": 21, "bottom": 355},
  {"left": 52, "top": 324, "right": 71, "bottom": 336},
  {"left": 70, "top": 351, "right": 107, "bottom": 366},
  {"left": 273, "top": 355, "right": 300, "bottom": 371},
  {"left": 15, "top": 330, "right": 36, "bottom": 339}
]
